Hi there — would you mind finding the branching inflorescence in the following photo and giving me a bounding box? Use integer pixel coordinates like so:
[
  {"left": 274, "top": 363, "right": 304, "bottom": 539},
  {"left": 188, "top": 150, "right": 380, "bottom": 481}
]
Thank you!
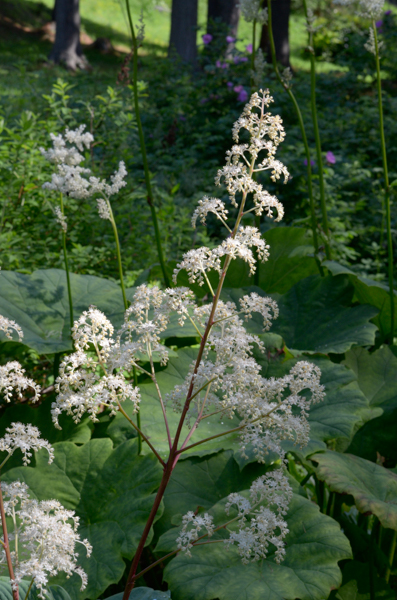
[{"left": 1, "top": 90, "right": 325, "bottom": 599}]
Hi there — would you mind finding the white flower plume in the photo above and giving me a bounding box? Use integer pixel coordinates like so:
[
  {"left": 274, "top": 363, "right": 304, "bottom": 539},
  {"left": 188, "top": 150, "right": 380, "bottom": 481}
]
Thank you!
[
  {"left": 0, "top": 422, "right": 53, "bottom": 465},
  {"left": 1, "top": 482, "right": 92, "bottom": 599}
]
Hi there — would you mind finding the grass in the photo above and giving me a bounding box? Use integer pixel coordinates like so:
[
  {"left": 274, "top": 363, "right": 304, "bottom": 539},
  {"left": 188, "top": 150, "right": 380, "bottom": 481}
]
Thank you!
[{"left": 1, "top": 0, "right": 358, "bottom": 71}]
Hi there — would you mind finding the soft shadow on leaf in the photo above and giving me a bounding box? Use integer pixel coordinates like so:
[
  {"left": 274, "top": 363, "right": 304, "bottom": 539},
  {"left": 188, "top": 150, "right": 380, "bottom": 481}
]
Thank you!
[
  {"left": 0, "top": 269, "right": 135, "bottom": 354},
  {"left": 312, "top": 451, "right": 397, "bottom": 529},
  {"left": 332, "top": 560, "right": 395, "bottom": 599},
  {"left": 325, "top": 260, "right": 397, "bottom": 341},
  {"left": 104, "top": 588, "right": 171, "bottom": 599},
  {"left": 344, "top": 345, "right": 397, "bottom": 463},
  {"left": 0, "top": 578, "right": 72, "bottom": 600}
]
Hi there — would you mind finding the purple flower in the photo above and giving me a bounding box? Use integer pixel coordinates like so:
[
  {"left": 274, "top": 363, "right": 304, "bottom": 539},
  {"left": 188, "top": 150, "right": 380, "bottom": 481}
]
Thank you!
[
  {"left": 216, "top": 60, "right": 229, "bottom": 69},
  {"left": 226, "top": 35, "right": 236, "bottom": 43},
  {"left": 202, "top": 33, "right": 213, "bottom": 44},
  {"left": 233, "top": 84, "right": 243, "bottom": 93},
  {"left": 178, "top": 115, "right": 186, "bottom": 121},
  {"left": 237, "top": 88, "right": 248, "bottom": 102},
  {"left": 227, "top": 81, "right": 234, "bottom": 89},
  {"left": 304, "top": 158, "right": 315, "bottom": 167},
  {"left": 233, "top": 56, "right": 248, "bottom": 64},
  {"left": 376, "top": 20, "right": 383, "bottom": 28},
  {"left": 385, "top": 10, "right": 391, "bottom": 15},
  {"left": 326, "top": 151, "right": 336, "bottom": 164},
  {"left": 246, "top": 44, "right": 253, "bottom": 54}
]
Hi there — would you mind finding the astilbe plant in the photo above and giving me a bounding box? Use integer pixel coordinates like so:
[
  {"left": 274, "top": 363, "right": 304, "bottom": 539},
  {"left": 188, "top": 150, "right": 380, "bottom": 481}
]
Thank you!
[{"left": 45, "top": 90, "right": 325, "bottom": 598}]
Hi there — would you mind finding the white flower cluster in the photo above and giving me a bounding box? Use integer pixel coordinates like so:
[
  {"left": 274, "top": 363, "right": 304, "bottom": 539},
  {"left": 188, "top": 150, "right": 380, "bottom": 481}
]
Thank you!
[
  {"left": 333, "top": 0, "right": 384, "bottom": 19},
  {"left": 41, "top": 126, "right": 127, "bottom": 203},
  {"left": 0, "top": 315, "right": 23, "bottom": 342},
  {"left": 167, "top": 298, "right": 324, "bottom": 460},
  {"left": 54, "top": 205, "right": 68, "bottom": 232},
  {"left": 176, "top": 91, "right": 288, "bottom": 288},
  {"left": 0, "top": 361, "right": 41, "bottom": 403},
  {"left": 0, "top": 422, "right": 53, "bottom": 466},
  {"left": 176, "top": 512, "right": 215, "bottom": 556},
  {"left": 239, "top": 292, "right": 279, "bottom": 330},
  {"left": 238, "top": 0, "right": 268, "bottom": 24},
  {"left": 52, "top": 287, "right": 197, "bottom": 427},
  {"left": 1, "top": 482, "right": 92, "bottom": 599},
  {"left": 191, "top": 197, "right": 228, "bottom": 229},
  {"left": 225, "top": 470, "right": 292, "bottom": 563},
  {"left": 216, "top": 91, "right": 287, "bottom": 207},
  {"left": 364, "top": 26, "right": 383, "bottom": 55}
]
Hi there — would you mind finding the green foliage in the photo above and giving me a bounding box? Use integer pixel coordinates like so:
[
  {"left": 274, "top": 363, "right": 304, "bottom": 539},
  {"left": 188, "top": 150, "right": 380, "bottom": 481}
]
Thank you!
[
  {"left": 0, "top": 578, "right": 72, "bottom": 600},
  {"left": 264, "top": 274, "right": 378, "bottom": 354},
  {"left": 162, "top": 480, "right": 351, "bottom": 600},
  {"left": 344, "top": 345, "right": 397, "bottom": 463},
  {"left": 313, "top": 451, "right": 397, "bottom": 530},
  {"left": 3, "top": 439, "right": 163, "bottom": 600}
]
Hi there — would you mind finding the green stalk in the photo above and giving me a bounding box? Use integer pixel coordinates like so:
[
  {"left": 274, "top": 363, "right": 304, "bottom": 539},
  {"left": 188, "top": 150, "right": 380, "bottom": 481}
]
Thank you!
[
  {"left": 373, "top": 21, "right": 395, "bottom": 343},
  {"left": 125, "top": 0, "right": 170, "bottom": 288},
  {"left": 250, "top": 19, "right": 257, "bottom": 90},
  {"left": 385, "top": 529, "right": 397, "bottom": 583},
  {"left": 106, "top": 198, "right": 142, "bottom": 453},
  {"left": 59, "top": 193, "right": 74, "bottom": 331},
  {"left": 267, "top": 0, "right": 321, "bottom": 265},
  {"left": 302, "top": 0, "right": 331, "bottom": 259}
]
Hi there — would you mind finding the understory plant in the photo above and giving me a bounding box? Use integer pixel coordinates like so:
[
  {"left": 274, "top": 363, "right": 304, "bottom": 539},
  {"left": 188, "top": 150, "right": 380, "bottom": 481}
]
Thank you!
[{"left": 0, "top": 91, "right": 326, "bottom": 598}]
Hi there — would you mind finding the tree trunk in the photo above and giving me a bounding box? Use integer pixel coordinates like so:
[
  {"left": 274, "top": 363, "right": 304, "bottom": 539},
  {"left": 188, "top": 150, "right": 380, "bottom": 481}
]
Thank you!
[
  {"left": 260, "top": 0, "right": 291, "bottom": 67},
  {"left": 207, "top": 0, "right": 240, "bottom": 38},
  {"left": 169, "top": 0, "right": 198, "bottom": 64},
  {"left": 49, "top": 0, "right": 88, "bottom": 70}
]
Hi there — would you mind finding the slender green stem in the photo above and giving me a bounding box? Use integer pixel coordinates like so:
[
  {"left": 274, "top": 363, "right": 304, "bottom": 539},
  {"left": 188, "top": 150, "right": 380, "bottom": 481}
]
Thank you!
[
  {"left": 133, "top": 366, "right": 142, "bottom": 454},
  {"left": 0, "top": 479, "right": 19, "bottom": 600},
  {"left": 267, "top": 0, "right": 321, "bottom": 267},
  {"left": 107, "top": 201, "right": 128, "bottom": 309},
  {"left": 250, "top": 19, "right": 257, "bottom": 90},
  {"left": 373, "top": 21, "right": 395, "bottom": 343},
  {"left": 59, "top": 193, "right": 74, "bottom": 330},
  {"left": 105, "top": 198, "right": 144, "bottom": 451},
  {"left": 23, "top": 579, "right": 34, "bottom": 600},
  {"left": 302, "top": 0, "right": 331, "bottom": 259},
  {"left": 369, "top": 519, "right": 378, "bottom": 600},
  {"left": 385, "top": 529, "right": 397, "bottom": 583},
  {"left": 125, "top": 0, "right": 170, "bottom": 287}
]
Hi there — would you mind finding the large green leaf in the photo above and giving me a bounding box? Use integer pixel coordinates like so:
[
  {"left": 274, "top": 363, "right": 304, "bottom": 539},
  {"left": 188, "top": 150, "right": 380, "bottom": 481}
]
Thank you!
[
  {"left": 3, "top": 439, "right": 163, "bottom": 600},
  {"left": 333, "top": 561, "right": 394, "bottom": 600},
  {"left": 104, "top": 589, "right": 171, "bottom": 600},
  {"left": 0, "top": 269, "right": 132, "bottom": 354},
  {"left": 0, "top": 578, "right": 72, "bottom": 600},
  {"left": 162, "top": 481, "right": 351, "bottom": 600},
  {"left": 312, "top": 451, "right": 397, "bottom": 529},
  {"left": 344, "top": 346, "right": 397, "bottom": 462},
  {"left": 269, "top": 275, "right": 378, "bottom": 353},
  {"left": 325, "top": 260, "right": 397, "bottom": 340}
]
